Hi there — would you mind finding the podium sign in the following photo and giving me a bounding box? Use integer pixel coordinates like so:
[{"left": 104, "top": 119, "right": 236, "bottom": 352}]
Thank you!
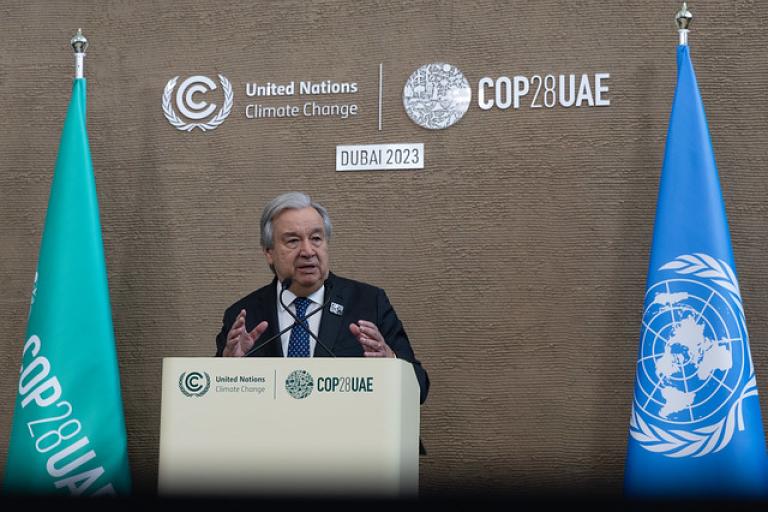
[{"left": 158, "top": 357, "right": 420, "bottom": 497}]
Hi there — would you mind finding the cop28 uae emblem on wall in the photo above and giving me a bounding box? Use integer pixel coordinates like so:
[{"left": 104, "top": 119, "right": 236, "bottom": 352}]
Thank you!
[
  {"left": 163, "top": 75, "right": 233, "bottom": 131},
  {"left": 630, "top": 253, "right": 758, "bottom": 457},
  {"left": 403, "top": 63, "right": 471, "bottom": 130}
]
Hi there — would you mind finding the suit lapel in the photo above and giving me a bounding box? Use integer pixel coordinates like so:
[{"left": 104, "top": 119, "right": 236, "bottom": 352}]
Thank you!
[
  {"left": 251, "top": 278, "right": 282, "bottom": 357},
  {"left": 270, "top": 280, "right": 284, "bottom": 357},
  {"left": 315, "top": 274, "right": 347, "bottom": 357}
]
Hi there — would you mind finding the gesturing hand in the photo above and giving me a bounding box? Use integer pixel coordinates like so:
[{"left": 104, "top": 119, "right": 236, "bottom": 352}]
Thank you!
[
  {"left": 349, "top": 320, "right": 395, "bottom": 358},
  {"left": 223, "top": 309, "right": 268, "bottom": 357}
]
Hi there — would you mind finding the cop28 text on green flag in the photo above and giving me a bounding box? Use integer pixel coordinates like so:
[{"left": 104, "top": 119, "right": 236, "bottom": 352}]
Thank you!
[
  {"left": 624, "top": 44, "right": 768, "bottom": 498},
  {"left": 3, "top": 78, "right": 131, "bottom": 496}
]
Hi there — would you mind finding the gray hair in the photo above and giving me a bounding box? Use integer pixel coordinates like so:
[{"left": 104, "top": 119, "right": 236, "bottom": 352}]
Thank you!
[{"left": 260, "top": 192, "right": 333, "bottom": 250}]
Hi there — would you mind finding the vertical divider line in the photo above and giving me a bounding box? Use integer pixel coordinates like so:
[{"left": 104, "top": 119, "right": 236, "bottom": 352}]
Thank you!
[{"left": 378, "top": 63, "right": 383, "bottom": 131}]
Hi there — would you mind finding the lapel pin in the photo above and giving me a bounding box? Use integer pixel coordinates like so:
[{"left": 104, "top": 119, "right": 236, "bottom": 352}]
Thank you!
[{"left": 330, "top": 302, "right": 344, "bottom": 316}]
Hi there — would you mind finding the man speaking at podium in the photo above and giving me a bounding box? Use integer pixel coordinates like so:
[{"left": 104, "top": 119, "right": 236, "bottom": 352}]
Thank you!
[{"left": 215, "top": 192, "right": 429, "bottom": 404}]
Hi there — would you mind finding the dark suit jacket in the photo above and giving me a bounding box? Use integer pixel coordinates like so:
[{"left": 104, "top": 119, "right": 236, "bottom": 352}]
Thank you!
[{"left": 215, "top": 272, "right": 429, "bottom": 404}]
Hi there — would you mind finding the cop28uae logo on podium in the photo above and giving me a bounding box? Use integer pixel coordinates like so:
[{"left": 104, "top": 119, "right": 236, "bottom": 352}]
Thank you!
[
  {"left": 403, "top": 63, "right": 471, "bottom": 130},
  {"left": 163, "top": 75, "right": 233, "bottom": 132},
  {"left": 285, "top": 370, "right": 314, "bottom": 399},
  {"left": 630, "top": 253, "right": 757, "bottom": 457}
]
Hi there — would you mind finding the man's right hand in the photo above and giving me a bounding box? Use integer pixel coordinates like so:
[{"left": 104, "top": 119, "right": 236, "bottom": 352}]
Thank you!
[{"left": 222, "top": 309, "right": 268, "bottom": 357}]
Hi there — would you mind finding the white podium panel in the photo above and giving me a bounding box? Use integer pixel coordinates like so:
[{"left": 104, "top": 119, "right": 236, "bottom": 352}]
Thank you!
[{"left": 158, "top": 357, "right": 420, "bottom": 497}]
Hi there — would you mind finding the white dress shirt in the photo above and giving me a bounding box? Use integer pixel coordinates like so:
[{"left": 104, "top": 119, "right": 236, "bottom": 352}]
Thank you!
[{"left": 277, "top": 284, "right": 325, "bottom": 357}]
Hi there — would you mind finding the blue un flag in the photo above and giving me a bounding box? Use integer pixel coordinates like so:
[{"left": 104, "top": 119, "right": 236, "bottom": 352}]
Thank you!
[{"left": 625, "top": 44, "right": 768, "bottom": 498}]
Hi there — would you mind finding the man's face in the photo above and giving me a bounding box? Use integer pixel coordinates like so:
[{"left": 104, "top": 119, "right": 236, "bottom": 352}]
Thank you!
[{"left": 264, "top": 207, "right": 330, "bottom": 295}]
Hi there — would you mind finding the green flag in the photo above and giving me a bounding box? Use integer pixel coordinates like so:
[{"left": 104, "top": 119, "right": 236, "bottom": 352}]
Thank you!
[{"left": 3, "top": 78, "right": 131, "bottom": 496}]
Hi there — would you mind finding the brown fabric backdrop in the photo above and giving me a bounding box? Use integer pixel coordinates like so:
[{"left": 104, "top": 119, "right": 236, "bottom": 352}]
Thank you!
[{"left": 2, "top": 0, "right": 768, "bottom": 497}]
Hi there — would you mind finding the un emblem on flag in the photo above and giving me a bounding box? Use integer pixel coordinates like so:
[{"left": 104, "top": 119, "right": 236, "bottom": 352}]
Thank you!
[{"left": 631, "top": 253, "right": 758, "bottom": 457}]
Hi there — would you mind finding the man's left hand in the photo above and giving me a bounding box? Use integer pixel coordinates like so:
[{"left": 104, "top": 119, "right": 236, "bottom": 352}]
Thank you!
[{"left": 349, "top": 320, "right": 395, "bottom": 358}]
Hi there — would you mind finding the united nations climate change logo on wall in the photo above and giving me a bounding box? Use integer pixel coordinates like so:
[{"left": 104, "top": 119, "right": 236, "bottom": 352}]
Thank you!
[
  {"left": 285, "top": 370, "right": 314, "bottom": 399},
  {"left": 178, "top": 371, "right": 211, "bottom": 397},
  {"left": 630, "top": 253, "right": 758, "bottom": 457},
  {"left": 403, "top": 63, "right": 471, "bottom": 130},
  {"left": 163, "top": 75, "right": 233, "bottom": 132}
]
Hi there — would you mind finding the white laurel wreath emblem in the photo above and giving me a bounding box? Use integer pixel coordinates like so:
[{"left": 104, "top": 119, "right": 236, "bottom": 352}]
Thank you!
[
  {"left": 178, "top": 371, "right": 211, "bottom": 397},
  {"left": 162, "top": 75, "right": 233, "bottom": 132},
  {"left": 630, "top": 253, "right": 755, "bottom": 457},
  {"left": 630, "top": 376, "right": 757, "bottom": 458},
  {"left": 659, "top": 252, "right": 744, "bottom": 319}
]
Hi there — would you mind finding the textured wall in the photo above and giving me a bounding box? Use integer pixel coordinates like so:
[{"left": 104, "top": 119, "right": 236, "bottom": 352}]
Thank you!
[{"left": 2, "top": 0, "right": 768, "bottom": 497}]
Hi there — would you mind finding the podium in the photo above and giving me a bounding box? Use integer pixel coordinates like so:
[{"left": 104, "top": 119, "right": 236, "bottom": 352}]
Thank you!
[{"left": 158, "top": 357, "right": 420, "bottom": 497}]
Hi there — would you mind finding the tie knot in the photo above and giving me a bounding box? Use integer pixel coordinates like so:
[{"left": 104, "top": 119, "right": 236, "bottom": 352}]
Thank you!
[{"left": 294, "top": 297, "right": 311, "bottom": 318}]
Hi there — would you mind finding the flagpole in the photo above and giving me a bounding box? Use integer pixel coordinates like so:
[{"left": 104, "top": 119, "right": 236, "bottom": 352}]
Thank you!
[
  {"left": 71, "top": 28, "right": 88, "bottom": 78},
  {"left": 676, "top": 2, "right": 692, "bottom": 46}
]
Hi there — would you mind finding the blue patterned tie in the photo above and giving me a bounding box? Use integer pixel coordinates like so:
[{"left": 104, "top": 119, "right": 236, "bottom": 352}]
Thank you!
[{"left": 287, "top": 297, "right": 311, "bottom": 357}]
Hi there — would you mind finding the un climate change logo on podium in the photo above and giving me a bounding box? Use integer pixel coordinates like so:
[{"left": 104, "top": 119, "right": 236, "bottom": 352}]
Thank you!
[
  {"left": 179, "top": 371, "right": 211, "bottom": 397},
  {"left": 630, "top": 253, "right": 758, "bottom": 457},
  {"left": 285, "top": 370, "right": 314, "bottom": 400},
  {"left": 163, "top": 75, "right": 233, "bottom": 132}
]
